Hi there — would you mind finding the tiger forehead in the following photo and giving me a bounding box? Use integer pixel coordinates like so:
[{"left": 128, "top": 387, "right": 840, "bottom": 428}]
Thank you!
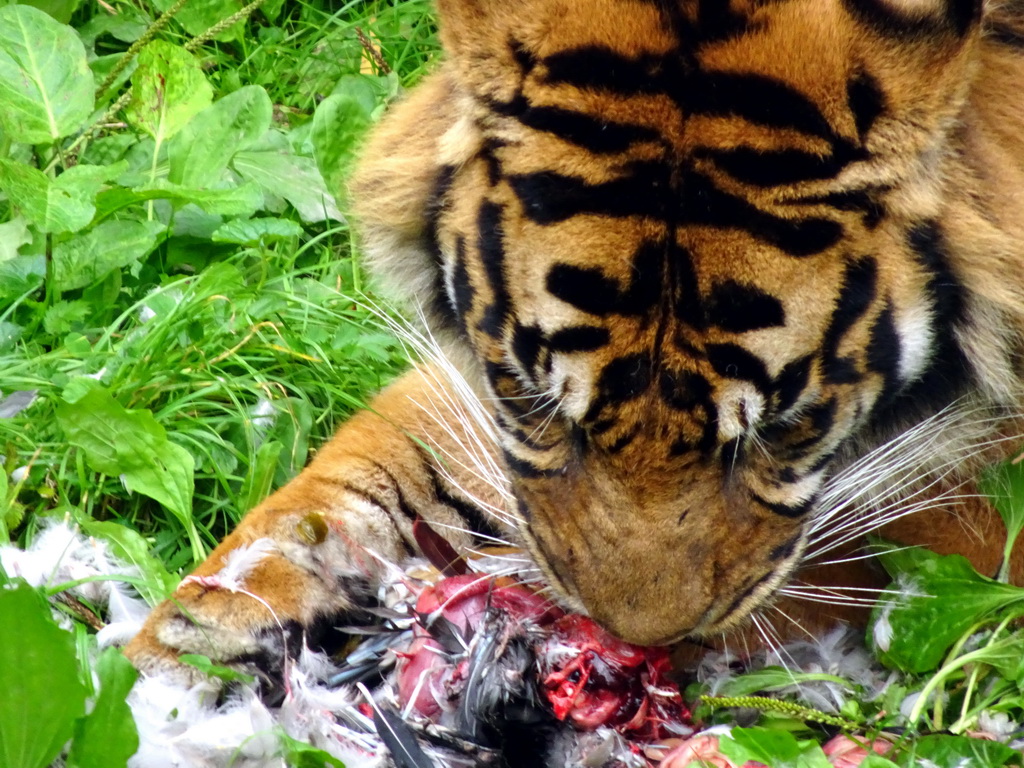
[{"left": 483, "top": 0, "right": 865, "bottom": 145}]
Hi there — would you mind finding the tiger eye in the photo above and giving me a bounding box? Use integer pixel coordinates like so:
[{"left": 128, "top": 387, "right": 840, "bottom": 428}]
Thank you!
[{"left": 296, "top": 511, "right": 328, "bottom": 545}]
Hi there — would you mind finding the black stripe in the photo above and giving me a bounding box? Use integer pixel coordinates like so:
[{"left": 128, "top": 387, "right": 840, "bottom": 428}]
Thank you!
[
  {"left": 751, "top": 492, "right": 815, "bottom": 518},
  {"left": 866, "top": 301, "right": 902, "bottom": 399},
  {"left": 477, "top": 201, "right": 510, "bottom": 337},
  {"left": 769, "top": 533, "right": 802, "bottom": 561},
  {"left": 822, "top": 257, "right": 878, "bottom": 384},
  {"left": 509, "top": 163, "right": 670, "bottom": 225},
  {"left": 705, "top": 343, "right": 772, "bottom": 392},
  {"left": 659, "top": 368, "right": 714, "bottom": 412},
  {"left": 846, "top": 72, "right": 886, "bottom": 139},
  {"left": 337, "top": 474, "right": 417, "bottom": 557},
  {"left": 772, "top": 355, "right": 813, "bottom": 416},
  {"left": 547, "top": 325, "right": 611, "bottom": 352},
  {"left": 987, "top": 21, "right": 1024, "bottom": 48},
  {"left": 545, "top": 239, "right": 665, "bottom": 317},
  {"left": 511, "top": 323, "right": 545, "bottom": 377},
  {"left": 425, "top": 167, "right": 457, "bottom": 333},
  {"left": 516, "top": 105, "right": 662, "bottom": 154},
  {"left": 449, "top": 235, "right": 473, "bottom": 337},
  {"left": 683, "top": 171, "right": 843, "bottom": 257},
  {"left": 791, "top": 188, "right": 887, "bottom": 229},
  {"left": 698, "top": 145, "right": 858, "bottom": 188},
  {"left": 501, "top": 447, "right": 561, "bottom": 479},
  {"left": 706, "top": 280, "right": 785, "bottom": 332},
  {"left": 606, "top": 423, "right": 643, "bottom": 455},
  {"left": 424, "top": 463, "right": 503, "bottom": 539}
]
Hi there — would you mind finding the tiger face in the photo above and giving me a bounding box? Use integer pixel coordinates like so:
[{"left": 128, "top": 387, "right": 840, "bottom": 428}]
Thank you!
[{"left": 354, "top": 0, "right": 990, "bottom": 645}]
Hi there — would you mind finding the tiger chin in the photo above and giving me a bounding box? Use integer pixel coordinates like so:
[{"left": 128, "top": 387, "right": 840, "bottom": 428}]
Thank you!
[{"left": 126, "top": 0, "right": 1024, "bottom": 678}]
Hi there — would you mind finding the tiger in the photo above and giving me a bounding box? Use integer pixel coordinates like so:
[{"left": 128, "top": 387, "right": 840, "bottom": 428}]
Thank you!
[{"left": 126, "top": 0, "right": 1024, "bottom": 678}]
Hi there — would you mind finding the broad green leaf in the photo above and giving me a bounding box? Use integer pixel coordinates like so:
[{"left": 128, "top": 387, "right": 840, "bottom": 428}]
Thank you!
[
  {"left": 0, "top": 0, "right": 82, "bottom": 24},
  {"left": 52, "top": 219, "right": 164, "bottom": 292},
  {"left": 55, "top": 384, "right": 196, "bottom": 536},
  {"left": 168, "top": 85, "right": 272, "bottom": 188},
  {"left": 93, "top": 182, "right": 262, "bottom": 222},
  {"left": 0, "top": 216, "right": 31, "bottom": 261},
  {"left": 212, "top": 217, "right": 303, "bottom": 245},
  {"left": 233, "top": 150, "right": 343, "bottom": 222},
  {"left": 719, "top": 727, "right": 831, "bottom": 768},
  {"left": 152, "top": 0, "right": 243, "bottom": 41},
  {"left": 0, "top": 582, "right": 87, "bottom": 768},
  {"left": 310, "top": 77, "right": 380, "bottom": 199},
  {"left": 78, "top": 519, "right": 178, "bottom": 604},
  {"left": 125, "top": 41, "right": 212, "bottom": 142},
  {"left": 0, "top": 160, "right": 125, "bottom": 234},
  {"left": 980, "top": 458, "right": 1024, "bottom": 581},
  {"left": 869, "top": 546, "right": 1024, "bottom": 673},
  {"left": 0, "top": 5, "right": 94, "bottom": 144},
  {"left": 907, "top": 734, "right": 1021, "bottom": 767},
  {"left": 0, "top": 251, "right": 44, "bottom": 301},
  {"left": 67, "top": 648, "right": 139, "bottom": 768}
]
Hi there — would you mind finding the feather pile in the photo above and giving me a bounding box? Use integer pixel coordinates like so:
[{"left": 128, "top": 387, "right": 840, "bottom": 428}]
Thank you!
[{"left": 5, "top": 520, "right": 904, "bottom": 768}]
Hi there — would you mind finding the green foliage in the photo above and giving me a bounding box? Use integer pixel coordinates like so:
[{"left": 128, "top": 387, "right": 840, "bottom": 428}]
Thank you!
[
  {"left": 0, "top": 582, "right": 87, "bottom": 768},
  {"left": 0, "top": 5, "right": 94, "bottom": 144},
  {"left": 868, "top": 546, "right": 1024, "bottom": 673},
  {"left": 0, "top": 1, "right": 423, "bottom": 762},
  {"left": 719, "top": 727, "right": 832, "bottom": 768}
]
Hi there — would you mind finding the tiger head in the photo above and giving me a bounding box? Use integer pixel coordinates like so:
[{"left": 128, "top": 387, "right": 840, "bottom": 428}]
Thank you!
[{"left": 353, "top": 0, "right": 985, "bottom": 645}]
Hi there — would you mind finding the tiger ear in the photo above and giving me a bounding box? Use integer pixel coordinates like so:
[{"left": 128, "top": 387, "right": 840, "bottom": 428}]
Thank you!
[{"left": 845, "top": 0, "right": 983, "bottom": 37}]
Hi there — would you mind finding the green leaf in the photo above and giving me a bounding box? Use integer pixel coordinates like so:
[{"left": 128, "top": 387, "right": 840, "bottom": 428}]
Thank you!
[
  {"left": 212, "top": 217, "right": 303, "bottom": 245},
  {"left": 125, "top": 41, "right": 212, "bottom": 142},
  {"left": 980, "top": 458, "right": 1024, "bottom": 581},
  {"left": 233, "top": 150, "right": 343, "bottom": 222},
  {"left": 52, "top": 219, "right": 164, "bottom": 292},
  {"left": 0, "top": 5, "right": 94, "bottom": 144},
  {"left": 0, "top": 216, "right": 32, "bottom": 262},
  {"left": 78, "top": 519, "right": 178, "bottom": 604},
  {"left": 0, "top": 160, "right": 125, "bottom": 234},
  {"left": 56, "top": 384, "right": 199, "bottom": 557},
  {"left": 0, "top": 582, "right": 87, "bottom": 768},
  {"left": 719, "top": 727, "right": 832, "bottom": 768},
  {"left": 43, "top": 299, "right": 90, "bottom": 334},
  {"left": 151, "top": 0, "right": 244, "bottom": 41},
  {"left": 907, "top": 734, "right": 1021, "bottom": 767},
  {"left": 310, "top": 76, "right": 380, "bottom": 199},
  {"left": 869, "top": 546, "right": 1024, "bottom": 673},
  {"left": 67, "top": 648, "right": 139, "bottom": 768},
  {"left": 168, "top": 85, "right": 272, "bottom": 188},
  {"left": 860, "top": 756, "right": 900, "bottom": 768},
  {"left": 279, "top": 732, "right": 345, "bottom": 768},
  {"left": 717, "top": 666, "right": 853, "bottom": 698},
  {"left": 93, "top": 181, "right": 262, "bottom": 222},
  {"left": 1, "top": 0, "right": 83, "bottom": 24},
  {"left": 179, "top": 654, "right": 255, "bottom": 684}
]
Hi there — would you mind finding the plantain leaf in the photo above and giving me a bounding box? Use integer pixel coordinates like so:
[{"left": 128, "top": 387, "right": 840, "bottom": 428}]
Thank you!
[
  {"left": 125, "top": 41, "right": 212, "bottom": 142},
  {"left": 0, "top": 160, "right": 126, "bottom": 234},
  {"left": 56, "top": 382, "right": 196, "bottom": 544},
  {"left": 168, "top": 85, "right": 272, "bottom": 188},
  {"left": 0, "top": 582, "right": 87, "bottom": 768},
  {"left": 0, "top": 5, "right": 94, "bottom": 144},
  {"left": 52, "top": 219, "right": 164, "bottom": 292},
  {"left": 67, "top": 648, "right": 139, "bottom": 768}
]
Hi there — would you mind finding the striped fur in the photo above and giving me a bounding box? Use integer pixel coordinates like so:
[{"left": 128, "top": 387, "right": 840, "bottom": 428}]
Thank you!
[{"left": 129, "top": 0, "right": 1024, "bottom": 672}]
